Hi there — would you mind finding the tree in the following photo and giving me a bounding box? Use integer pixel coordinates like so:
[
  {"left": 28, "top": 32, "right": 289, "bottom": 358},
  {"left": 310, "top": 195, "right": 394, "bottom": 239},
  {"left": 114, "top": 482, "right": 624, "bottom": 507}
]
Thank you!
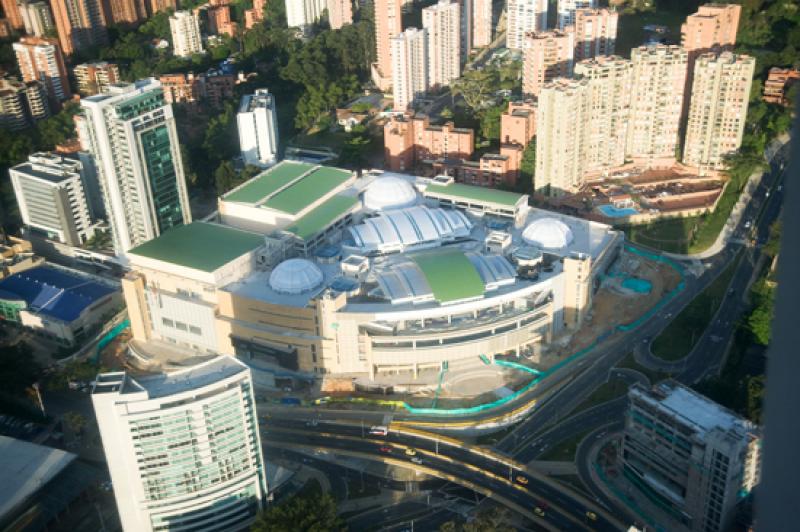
[
  {"left": 520, "top": 140, "right": 536, "bottom": 188},
  {"left": 215, "top": 161, "right": 240, "bottom": 195},
  {"left": 0, "top": 343, "right": 41, "bottom": 395},
  {"left": 451, "top": 69, "right": 499, "bottom": 112},
  {"left": 439, "top": 507, "right": 515, "bottom": 532},
  {"left": 747, "top": 375, "right": 765, "bottom": 424},
  {"left": 251, "top": 488, "right": 344, "bottom": 532},
  {"left": 477, "top": 103, "right": 505, "bottom": 142},
  {"left": 763, "top": 220, "right": 782, "bottom": 257},
  {"left": 63, "top": 411, "right": 88, "bottom": 436},
  {"left": 338, "top": 131, "right": 371, "bottom": 170}
]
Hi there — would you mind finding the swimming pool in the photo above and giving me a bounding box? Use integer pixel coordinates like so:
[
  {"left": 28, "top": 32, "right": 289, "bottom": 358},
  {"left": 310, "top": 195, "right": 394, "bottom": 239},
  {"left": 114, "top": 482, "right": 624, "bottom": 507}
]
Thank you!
[{"left": 598, "top": 204, "right": 639, "bottom": 218}]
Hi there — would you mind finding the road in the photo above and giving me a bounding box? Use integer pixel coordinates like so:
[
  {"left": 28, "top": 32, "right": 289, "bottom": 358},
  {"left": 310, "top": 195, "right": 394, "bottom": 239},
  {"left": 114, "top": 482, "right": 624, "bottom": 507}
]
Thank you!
[{"left": 262, "top": 417, "right": 624, "bottom": 531}]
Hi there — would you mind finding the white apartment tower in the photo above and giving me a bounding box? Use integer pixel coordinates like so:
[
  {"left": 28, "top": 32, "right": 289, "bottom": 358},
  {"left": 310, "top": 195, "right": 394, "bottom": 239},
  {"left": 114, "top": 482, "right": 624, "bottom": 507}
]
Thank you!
[
  {"left": 169, "top": 10, "right": 204, "bottom": 58},
  {"left": 79, "top": 79, "right": 191, "bottom": 256},
  {"left": 10, "top": 152, "right": 94, "bottom": 246},
  {"left": 285, "top": 0, "right": 325, "bottom": 32},
  {"left": 91, "top": 357, "right": 268, "bottom": 532},
  {"left": 626, "top": 44, "right": 688, "bottom": 164},
  {"left": 622, "top": 381, "right": 761, "bottom": 532},
  {"left": 422, "top": 0, "right": 461, "bottom": 89},
  {"left": 574, "top": 56, "right": 631, "bottom": 174},
  {"left": 573, "top": 7, "right": 618, "bottom": 61},
  {"left": 556, "top": 0, "right": 596, "bottom": 30},
  {"left": 237, "top": 88, "right": 279, "bottom": 167},
  {"left": 534, "top": 78, "right": 589, "bottom": 196},
  {"left": 391, "top": 28, "right": 429, "bottom": 111},
  {"left": 683, "top": 52, "right": 755, "bottom": 172},
  {"left": 506, "top": 0, "right": 548, "bottom": 51},
  {"left": 472, "top": 0, "right": 492, "bottom": 48}
]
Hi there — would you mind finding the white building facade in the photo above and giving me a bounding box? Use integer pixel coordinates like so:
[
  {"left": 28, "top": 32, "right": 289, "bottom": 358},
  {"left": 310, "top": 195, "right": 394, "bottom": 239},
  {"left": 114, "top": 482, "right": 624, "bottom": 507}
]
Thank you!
[
  {"left": 683, "top": 52, "right": 755, "bottom": 172},
  {"left": 556, "top": 0, "right": 595, "bottom": 30},
  {"left": 506, "top": 0, "right": 548, "bottom": 50},
  {"left": 79, "top": 79, "right": 192, "bottom": 256},
  {"left": 422, "top": 0, "right": 461, "bottom": 89},
  {"left": 169, "top": 10, "right": 204, "bottom": 58},
  {"left": 237, "top": 88, "right": 279, "bottom": 167},
  {"left": 391, "top": 28, "right": 429, "bottom": 111},
  {"left": 285, "top": 0, "right": 325, "bottom": 32},
  {"left": 10, "top": 152, "right": 94, "bottom": 246},
  {"left": 91, "top": 357, "right": 268, "bottom": 532}
]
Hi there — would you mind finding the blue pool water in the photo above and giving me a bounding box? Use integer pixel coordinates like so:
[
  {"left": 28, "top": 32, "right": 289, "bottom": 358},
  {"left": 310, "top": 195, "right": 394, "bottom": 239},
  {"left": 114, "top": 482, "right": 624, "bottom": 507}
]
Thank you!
[
  {"left": 622, "top": 278, "right": 652, "bottom": 294},
  {"left": 598, "top": 204, "right": 639, "bottom": 218}
]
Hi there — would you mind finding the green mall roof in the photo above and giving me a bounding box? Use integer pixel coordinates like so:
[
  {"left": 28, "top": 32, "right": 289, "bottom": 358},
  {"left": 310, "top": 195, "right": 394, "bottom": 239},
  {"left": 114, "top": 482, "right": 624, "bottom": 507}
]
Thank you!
[
  {"left": 263, "top": 166, "right": 352, "bottom": 214},
  {"left": 425, "top": 183, "right": 524, "bottom": 207},
  {"left": 412, "top": 249, "right": 484, "bottom": 303},
  {"left": 129, "top": 222, "right": 264, "bottom": 273},
  {"left": 285, "top": 195, "right": 359, "bottom": 240},
  {"left": 223, "top": 161, "right": 315, "bottom": 204}
]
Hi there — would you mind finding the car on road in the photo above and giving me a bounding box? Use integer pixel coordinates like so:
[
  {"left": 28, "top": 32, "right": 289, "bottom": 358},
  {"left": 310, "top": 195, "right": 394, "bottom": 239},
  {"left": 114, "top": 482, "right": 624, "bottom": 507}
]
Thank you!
[
  {"left": 411, "top": 456, "right": 423, "bottom": 464},
  {"left": 404, "top": 448, "right": 417, "bottom": 456},
  {"left": 369, "top": 425, "right": 389, "bottom": 436},
  {"left": 534, "top": 507, "right": 545, "bottom": 517},
  {"left": 586, "top": 511, "right": 597, "bottom": 521},
  {"left": 515, "top": 475, "right": 529, "bottom": 485},
  {"left": 378, "top": 445, "right": 393, "bottom": 453}
]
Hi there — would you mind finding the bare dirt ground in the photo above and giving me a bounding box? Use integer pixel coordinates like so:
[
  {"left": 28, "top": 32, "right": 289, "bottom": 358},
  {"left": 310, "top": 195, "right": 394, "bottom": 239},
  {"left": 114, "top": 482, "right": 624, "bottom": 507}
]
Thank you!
[{"left": 544, "top": 253, "right": 682, "bottom": 365}]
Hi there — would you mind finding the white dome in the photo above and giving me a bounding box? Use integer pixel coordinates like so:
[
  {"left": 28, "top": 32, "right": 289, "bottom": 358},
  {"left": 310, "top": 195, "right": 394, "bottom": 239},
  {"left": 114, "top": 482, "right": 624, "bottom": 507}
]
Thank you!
[
  {"left": 522, "top": 218, "right": 574, "bottom": 250},
  {"left": 269, "top": 259, "right": 324, "bottom": 294},
  {"left": 364, "top": 176, "right": 417, "bottom": 211}
]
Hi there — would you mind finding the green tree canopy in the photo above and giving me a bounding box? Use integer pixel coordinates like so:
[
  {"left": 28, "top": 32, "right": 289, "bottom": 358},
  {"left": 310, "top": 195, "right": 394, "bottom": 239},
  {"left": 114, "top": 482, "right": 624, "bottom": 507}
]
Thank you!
[{"left": 251, "top": 485, "right": 344, "bottom": 532}]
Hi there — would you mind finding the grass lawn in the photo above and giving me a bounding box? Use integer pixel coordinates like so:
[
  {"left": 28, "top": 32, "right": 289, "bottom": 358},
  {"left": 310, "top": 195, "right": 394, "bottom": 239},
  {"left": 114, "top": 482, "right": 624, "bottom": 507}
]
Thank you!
[
  {"left": 651, "top": 252, "right": 742, "bottom": 361},
  {"left": 616, "top": 352, "right": 669, "bottom": 384},
  {"left": 573, "top": 379, "right": 631, "bottom": 414},
  {"left": 539, "top": 429, "right": 593, "bottom": 462},
  {"left": 621, "top": 216, "right": 700, "bottom": 254},
  {"left": 290, "top": 129, "right": 350, "bottom": 152}
]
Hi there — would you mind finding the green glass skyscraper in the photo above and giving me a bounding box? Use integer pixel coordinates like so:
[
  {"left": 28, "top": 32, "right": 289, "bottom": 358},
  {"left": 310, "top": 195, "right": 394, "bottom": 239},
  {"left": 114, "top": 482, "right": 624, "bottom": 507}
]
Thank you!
[{"left": 79, "top": 79, "right": 191, "bottom": 256}]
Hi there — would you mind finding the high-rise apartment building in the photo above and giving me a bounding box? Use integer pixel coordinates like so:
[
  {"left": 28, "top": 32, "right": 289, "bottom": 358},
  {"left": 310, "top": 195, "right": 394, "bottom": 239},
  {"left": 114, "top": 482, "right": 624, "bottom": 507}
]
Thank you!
[
  {"left": 285, "top": 0, "right": 325, "bottom": 32},
  {"left": 534, "top": 78, "right": 589, "bottom": 196},
  {"left": 391, "top": 28, "right": 428, "bottom": 111},
  {"left": 169, "top": 10, "right": 203, "bottom": 57},
  {"left": 10, "top": 152, "right": 95, "bottom": 246},
  {"left": 104, "top": 0, "right": 146, "bottom": 24},
  {"left": 79, "top": 79, "right": 191, "bottom": 256},
  {"left": 681, "top": 3, "right": 740, "bottom": 55},
  {"left": 0, "top": 77, "right": 49, "bottom": 130},
  {"left": 50, "top": 0, "right": 108, "bottom": 56},
  {"left": 556, "top": 0, "right": 595, "bottom": 30},
  {"left": 372, "top": 0, "right": 402, "bottom": 91},
  {"left": 522, "top": 30, "right": 574, "bottom": 97},
  {"left": 92, "top": 357, "right": 268, "bottom": 532},
  {"left": 147, "top": 0, "right": 176, "bottom": 15},
  {"left": 573, "top": 7, "right": 617, "bottom": 61},
  {"left": 237, "top": 88, "right": 279, "bottom": 167},
  {"left": 327, "top": 0, "right": 352, "bottom": 30},
  {"left": 2, "top": 0, "right": 23, "bottom": 29},
  {"left": 74, "top": 61, "right": 120, "bottom": 95},
  {"left": 207, "top": 4, "right": 236, "bottom": 36},
  {"left": 17, "top": 0, "right": 55, "bottom": 37},
  {"left": 506, "top": 0, "right": 547, "bottom": 50},
  {"left": 626, "top": 45, "right": 687, "bottom": 164},
  {"left": 683, "top": 52, "right": 754, "bottom": 172},
  {"left": 574, "top": 55, "right": 631, "bottom": 174},
  {"left": 622, "top": 381, "right": 761, "bottom": 532},
  {"left": 472, "top": 0, "right": 491, "bottom": 48},
  {"left": 422, "top": 0, "right": 460, "bottom": 90},
  {"left": 13, "top": 37, "right": 71, "bottom": 106}
]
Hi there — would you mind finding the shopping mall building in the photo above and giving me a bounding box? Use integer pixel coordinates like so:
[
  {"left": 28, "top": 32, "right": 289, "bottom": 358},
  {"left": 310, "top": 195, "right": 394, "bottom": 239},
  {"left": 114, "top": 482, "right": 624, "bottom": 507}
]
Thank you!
[{"left": 122, "top": 162, "right": 623, "bottom": 379}]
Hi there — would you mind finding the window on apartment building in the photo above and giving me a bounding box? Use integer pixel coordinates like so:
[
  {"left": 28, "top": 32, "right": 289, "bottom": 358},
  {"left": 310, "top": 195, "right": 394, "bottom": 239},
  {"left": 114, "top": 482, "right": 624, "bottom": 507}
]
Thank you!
[
  {"left": 189, "top": 325, "right": 201, "bottom": 335},
  {"left": 175, "top": 321, "right": 187, "bottom": 331},
  {"left": 162, "top": 317, "right": 174, "bottom": 328}
]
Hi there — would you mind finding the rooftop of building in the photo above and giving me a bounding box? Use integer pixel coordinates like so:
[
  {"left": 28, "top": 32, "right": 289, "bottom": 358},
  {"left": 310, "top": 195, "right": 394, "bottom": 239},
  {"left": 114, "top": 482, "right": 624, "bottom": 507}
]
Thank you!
[
  {"left": 0, "top": 436, "right": 76, "bottom": 524},
  {"left": 121, "top": 356, "right": 248, "bottom": 399},
  {"left": 128, "top": 222, "right": 264, "bottom": 273},
  {"left": 10, "top": 152, "right": 82, "bottom": 183},
  {"left": 0, "top": 266, "right": 117, "bottom": 322},
  {"left": 221, "top": 161, "right": 354, "bottom": 213},
  {"left": 239, "top": 89, "right": 274, "bottom": 113},
  {"left": 424, "top": 182, "right": 525, "bottom": 208},
  {"left": 632, "top": 381, "right": 756, "bottom": 438}
]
